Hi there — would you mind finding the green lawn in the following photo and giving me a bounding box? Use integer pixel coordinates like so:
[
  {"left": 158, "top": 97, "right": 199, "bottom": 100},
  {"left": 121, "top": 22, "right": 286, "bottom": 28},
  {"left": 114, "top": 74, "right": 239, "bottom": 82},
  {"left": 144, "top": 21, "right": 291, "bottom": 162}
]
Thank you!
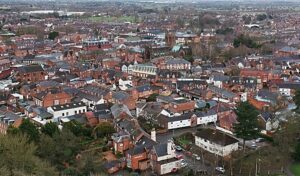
[
  {"left": 178, "top": 137, "right": 190, "bottom": 145},
  {"left": 290, "top": 163, "right": 300, "bottom": 176}
]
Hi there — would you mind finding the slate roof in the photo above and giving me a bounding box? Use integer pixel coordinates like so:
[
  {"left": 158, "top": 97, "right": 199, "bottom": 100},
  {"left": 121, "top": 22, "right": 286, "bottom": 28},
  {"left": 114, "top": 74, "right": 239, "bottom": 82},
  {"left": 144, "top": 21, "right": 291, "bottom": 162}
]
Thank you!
[
  {"left": 279, "top": 46, "right": 298, "bottom": 52},
  {"left": 135, "top": 135, "right": 157, "bottom": 150},
  {"left": 167, "top": 112, "right": 193, "bottom": 122},
  {"left": 111, "top": 104, "right": 131, "bottom": 118},
  {"left": 277, "top": 82, "right": 300, "bottom": 89},
  {"left": 136, "top": 84, "right": 151, "bottom": 92},
  {"left": 176, "top": 79, "right": 207, "bottom": 90},
  {"left": 158, "top": 69, "right": 182, "bottom": 77},
  {"left": 260, "top": 112, "right": 273, "bottom": 122},
  {"left": 34, "top": 89, "right": 63, "bottom": 100},
  {"left": 112, "top": 91, "right": 130, "bottom": 101},
  {"left": 77, "top": 91, "right": 102, "bottom": 102},
  {"left": 39, "top": 112, "right": 53, "bottom": 119},
  {"left": 195, "top": 109, "right": 217, "bottom": 117},
  {"left": 127, "top": 145, "right": 145, "bottom": 156},
  {"left": 37, "top": 80, "right": 60, "bottom": 87},
  {"left": 103, "top": 160, "right": 121, "bottom": 169},
  {"left": 63, "top": 114, "right": 87, "bottom": 124},
  {"left": 0, "top": 111, "right": 21, "bottom": 121},
  {"left": 195, "top": 128, "right": 239, "bottom": 146},
  {"left": 18, "top": 65, "right": 44, "bottom": 73},
  {"left": 94, "top": 104, "right": 110, "bottom": 112},
  {"left": 165, "top": 58, "right": 190, "bottom": 65},
  {"left": 154, "top": 143, "right": 168, "bottom": 157},
  {"left": 117, "top": 118, "right": 135, "bottom": 134},
  {"left": 212, "top": 74, "right": 230, "bottom": 82},
  {"left": 51, "top": 102, "right": 85, "bottom": 111},
  {"left": 257, "top": 90, "right": 279, "bottom": 103},
  {"left": 208, "top": 85, "right": 236, "bottom": 99}
]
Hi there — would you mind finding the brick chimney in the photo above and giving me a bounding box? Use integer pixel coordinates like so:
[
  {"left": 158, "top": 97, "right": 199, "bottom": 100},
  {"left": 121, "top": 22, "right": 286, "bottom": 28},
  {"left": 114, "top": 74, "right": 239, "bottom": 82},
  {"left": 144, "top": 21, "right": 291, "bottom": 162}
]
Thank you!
[
  {"left": 151, "top": 128, "right": 156, "bottom": 142},
  {"left": 167, "top": 140, "right": 173, "bottom": 155}
]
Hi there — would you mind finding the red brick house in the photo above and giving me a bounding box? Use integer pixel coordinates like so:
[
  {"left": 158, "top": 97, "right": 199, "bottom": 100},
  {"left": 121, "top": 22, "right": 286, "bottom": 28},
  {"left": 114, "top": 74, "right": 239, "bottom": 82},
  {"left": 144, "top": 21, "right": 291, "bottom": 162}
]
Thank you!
[
  {"left": 275, "top": 46, "right": 299, "bottom": 57},
  {"left": 112, "top": 132, "right": 133, "bottom": 154},
  {"left": 15, "top": 65, "right": 46, "bottom": 83},
  {"left": 240, "top": 69, "right": 280, "bottom": 84},
  {"left": 33, "top": 89, "right": 72, "bottom": 108},
  {"left": 169, "top": 98, "right": 195, "bottom": 114},
  {"left": 126, "top": 147, "right": 148, "bottom": 170}
]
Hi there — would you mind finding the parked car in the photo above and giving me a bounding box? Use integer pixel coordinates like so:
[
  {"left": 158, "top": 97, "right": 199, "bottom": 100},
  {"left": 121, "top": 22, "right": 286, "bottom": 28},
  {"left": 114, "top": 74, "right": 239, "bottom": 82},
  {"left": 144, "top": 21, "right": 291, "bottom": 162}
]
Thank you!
[
  {"left": 215, "top": 167, "right": 225, "bottom": 173},
  {"left": 251, "top": 143, "right": 257, "bottom": 149},
  {"left": 180, "top": 159, "right": 188, "bottom": 167},
  {"left": 192, "top": 154, "right": 201, "bottom": 160},
  {"left": 175, "top": 145, "right": 183, "bottom": 151},
  {"left": 176, "top": 154, "right": 184, "bottom": 159},
  {"left": 255, "top": 138, "right": 265, "bottom": 143}
]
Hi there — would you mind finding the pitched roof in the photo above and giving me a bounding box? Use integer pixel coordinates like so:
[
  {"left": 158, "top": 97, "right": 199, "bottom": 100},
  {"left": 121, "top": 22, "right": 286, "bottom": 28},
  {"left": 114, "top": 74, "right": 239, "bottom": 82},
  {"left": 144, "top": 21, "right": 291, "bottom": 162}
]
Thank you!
[
  {"left": 154, "top": 143, "right": 168, "bottom": 157},
  {"left": 112, "top": 91, "right": 130, "bottom": 101},
  {"left": 18, "top": 65, "right": 44, "bottom": 73},
  {"left": 195, "top": 128, "right": 239, "bottom": 146},
  {"left": 127, "top": 145, "right": 145, "bottom": 156},
  {"left": 110, "top": 104, "right": 131, "bottom": 118},
  {"left": 277, "top": 82, "right": 300, "bottom": 89},
  {"left": 158, "top": 112, "right": 194, "bottom": 123},
  {"left": 279, "top": 46, "right": 298, "bottom": 52},
  {"left": 208, "top": 85, "right": 236, "bottom": 99},
  {"left": 165, "top": 58, "right": 190, "bottom": 65},
  {"left": 50, "top": 102, "right": 85, "bottom": 111},
  {"left": 135, "top": 135, "right": 157, "bottom": 150},
  {"left": 259, "top": 112, "right": 273, "bottom": 122},
  {"left": 136, "top": 84, "right": 152, "bottom": 92}
]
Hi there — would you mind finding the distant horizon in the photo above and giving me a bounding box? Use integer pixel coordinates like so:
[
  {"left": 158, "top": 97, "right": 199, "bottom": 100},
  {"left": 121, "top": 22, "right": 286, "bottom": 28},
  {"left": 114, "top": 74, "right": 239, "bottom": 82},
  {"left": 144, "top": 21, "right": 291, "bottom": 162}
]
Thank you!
[{"left": 1, "top": 0, "right": 300, "bottom": 2}]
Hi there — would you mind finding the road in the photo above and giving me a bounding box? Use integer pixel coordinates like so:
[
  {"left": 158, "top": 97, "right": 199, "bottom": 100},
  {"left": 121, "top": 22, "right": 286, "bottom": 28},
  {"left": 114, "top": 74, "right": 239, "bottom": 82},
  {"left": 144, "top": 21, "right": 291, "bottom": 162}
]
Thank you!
[
  {"left": 177, "top": 150, "right": 214, "bottom": 175},
  {"left": 156, "top": 127, "right": 218, "bottom": 175}
]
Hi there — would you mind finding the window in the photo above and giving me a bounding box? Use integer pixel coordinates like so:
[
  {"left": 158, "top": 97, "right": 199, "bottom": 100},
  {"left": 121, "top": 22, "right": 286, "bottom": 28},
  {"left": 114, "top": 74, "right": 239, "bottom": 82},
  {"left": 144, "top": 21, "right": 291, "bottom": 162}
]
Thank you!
[
  {"left": 83, "top": 109, "right": 85, "bottom": 113},
  {"left": 62, "top": 113, "right": 65, "bottom": 116},
  {"left": 75, "top": 110, "right": 77, "bottom": 114},
  {"left": 66, "top": 112, "right": 69, "bottom": 116},
  {"left": 79, "top": 110, "right": 81, "bottom": 114}
]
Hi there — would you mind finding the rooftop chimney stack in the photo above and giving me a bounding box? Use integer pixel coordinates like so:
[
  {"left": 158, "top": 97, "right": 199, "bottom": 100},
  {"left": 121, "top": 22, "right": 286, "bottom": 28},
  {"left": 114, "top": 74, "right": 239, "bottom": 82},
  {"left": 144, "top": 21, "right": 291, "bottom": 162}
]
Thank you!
[
  {"left": 167, "top": 140, "right": 173, "bottom": 155},
  {"left": 151, "top": 128, "right": 156, "bottom": 142}
]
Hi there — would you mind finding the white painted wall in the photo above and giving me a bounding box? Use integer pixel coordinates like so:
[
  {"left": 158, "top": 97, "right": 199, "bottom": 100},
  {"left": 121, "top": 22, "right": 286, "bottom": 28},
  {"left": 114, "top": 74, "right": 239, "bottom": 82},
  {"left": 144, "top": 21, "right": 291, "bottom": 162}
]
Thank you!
[
  {"left": 168, "top": 119, "right": 191, "bottom": 130},
  {"left": 160, "top": 160, "right": 180, "bottom": 175},
  {"left": 241, "top": 92, "right": 248, "bottom": 102},
  {"left": 81, "top": 98, "right": 104, "bottom": 109},
  {"left": 197, "top": 114, "right": 217, "bottom": 125},
  {"left": 119, "top": 79, "right": 133, "bottom": 91},
  {"left": 195, "top": 136, "right": 238, "bottom": 157},
  {"left": 47, "top": 106, "right": 87, "bottom": 119},
  {"left": 279, "top": 88, "right": 291, "bottom": 96}
]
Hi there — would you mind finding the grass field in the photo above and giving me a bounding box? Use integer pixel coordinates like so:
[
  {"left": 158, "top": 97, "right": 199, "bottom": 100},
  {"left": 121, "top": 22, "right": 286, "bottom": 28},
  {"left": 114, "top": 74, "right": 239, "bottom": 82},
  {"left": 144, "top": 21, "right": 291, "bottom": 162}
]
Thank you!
[
  {"left": 87, "top": 15, "right": 138, "bottom": 23},
  {"left": 290, "top": 163, "right": 300, "bottom": 176}
]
